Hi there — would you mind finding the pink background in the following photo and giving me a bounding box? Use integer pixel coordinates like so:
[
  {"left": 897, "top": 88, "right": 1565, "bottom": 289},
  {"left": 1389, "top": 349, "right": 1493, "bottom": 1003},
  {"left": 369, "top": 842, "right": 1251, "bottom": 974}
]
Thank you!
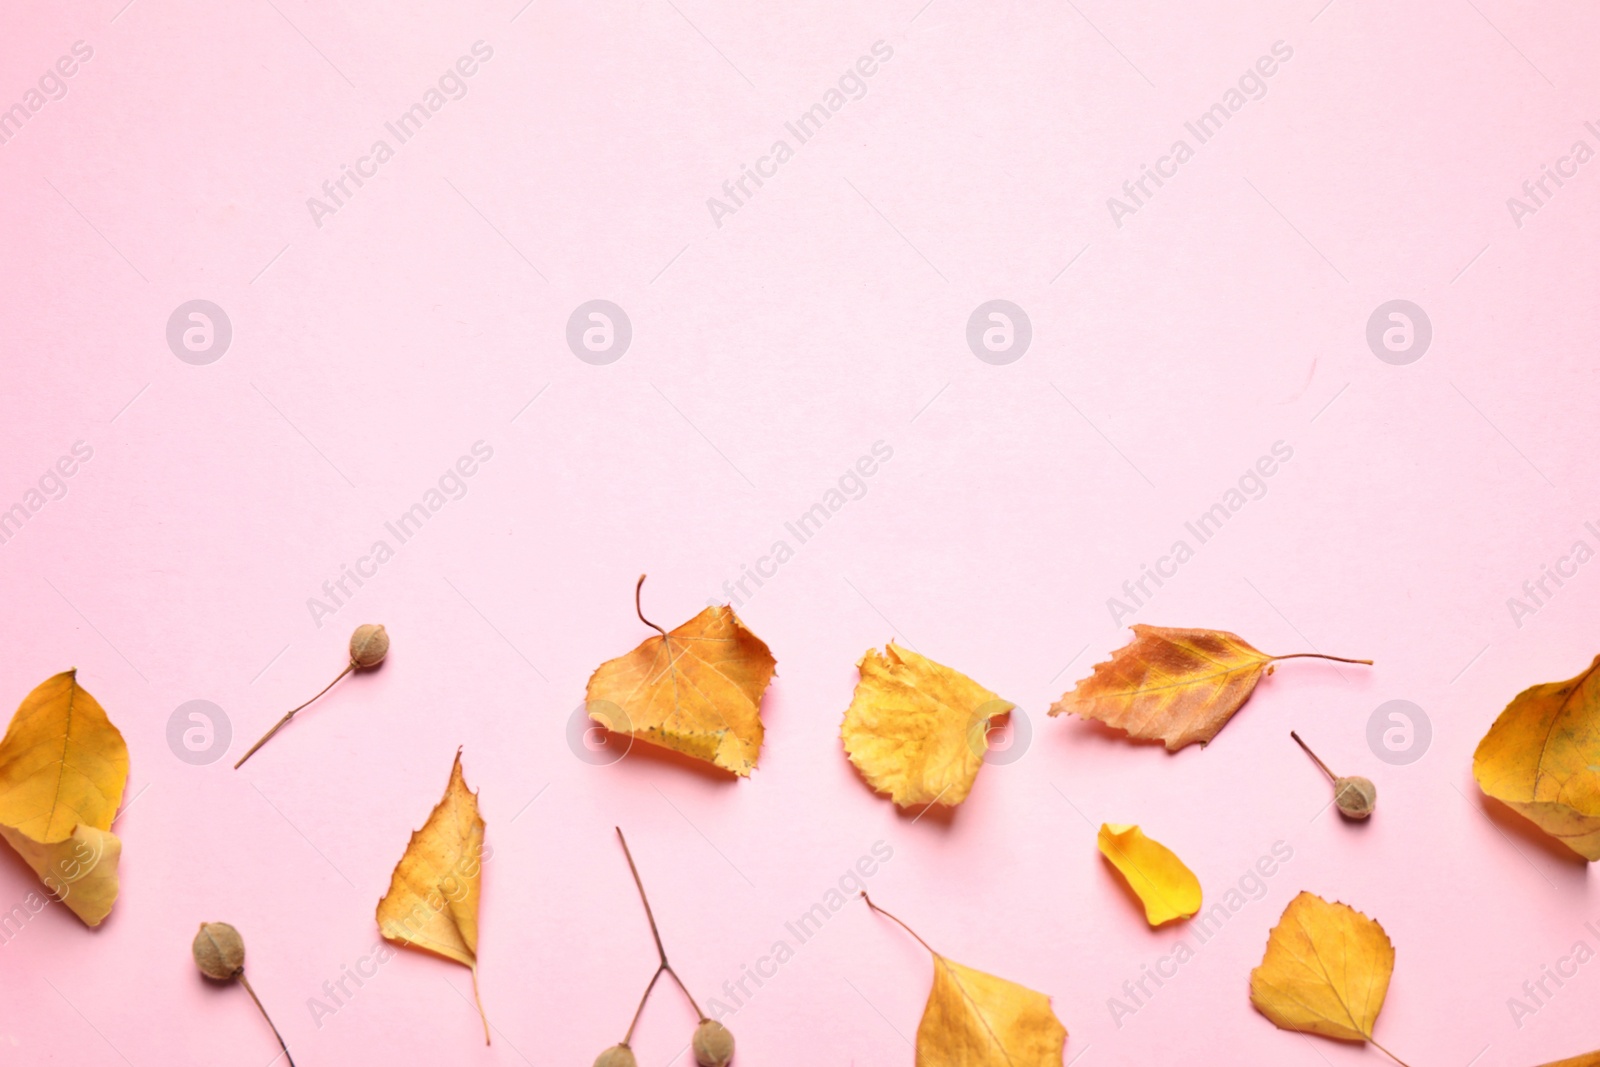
[{"left": 3, "top": 0, "right": 1599, "bottom": 1063}]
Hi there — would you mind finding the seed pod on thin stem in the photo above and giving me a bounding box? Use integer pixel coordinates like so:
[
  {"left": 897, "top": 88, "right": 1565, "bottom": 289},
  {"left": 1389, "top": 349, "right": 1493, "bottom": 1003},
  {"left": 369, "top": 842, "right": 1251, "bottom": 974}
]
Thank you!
[
  {"left": 597, "top": 828, "right": 735, "bottom": 1067},
  {"left": 235, "top": 624, "right": 389, "bottom": 769},
  {"left": 192, "top": 922, "right": 295, "bottom": 1067},
  {"left": 1291, "top": 731, "right": 1377, "bottom": 820}
]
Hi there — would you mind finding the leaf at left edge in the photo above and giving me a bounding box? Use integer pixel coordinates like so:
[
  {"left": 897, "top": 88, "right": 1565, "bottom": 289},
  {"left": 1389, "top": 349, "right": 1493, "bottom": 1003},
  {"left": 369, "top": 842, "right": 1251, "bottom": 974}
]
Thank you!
[
  {"left": 0, "top": 670, "right": 129, "bottom": 843},
  {"left": 917, "top": 955, "right": 1068, "bottom": 1067},
  {"left": 585, "top": 605, "right": 776, "bottom": 777},
  {"left": 377, "top": 751, "right": 484, "bottom": 965}
]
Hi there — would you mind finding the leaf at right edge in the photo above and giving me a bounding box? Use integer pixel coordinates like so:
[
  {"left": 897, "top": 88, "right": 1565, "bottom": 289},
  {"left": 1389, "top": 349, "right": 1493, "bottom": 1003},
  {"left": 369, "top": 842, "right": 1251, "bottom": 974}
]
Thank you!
[
  {"left": 1537, "top": 1052, "right": 1600, "bottom": 1067},
  {"left": 1249, "top": 891, "right": 1394, "bottom": 1045},
  {"left": 0, "top": 824, "right": 121, "bottom": 927},
  {"left": 1048, "top": 625, "right": 1275, "bottom": 751},
  {"left": 917, "top": 955, "right": 1067, "bottom": 1067},
  {"left": 376, "top": 750, "right": 489, "bottom": 1041},
  {"left": 1472, "top": 653, "right": 1600, "bottom": 861}
]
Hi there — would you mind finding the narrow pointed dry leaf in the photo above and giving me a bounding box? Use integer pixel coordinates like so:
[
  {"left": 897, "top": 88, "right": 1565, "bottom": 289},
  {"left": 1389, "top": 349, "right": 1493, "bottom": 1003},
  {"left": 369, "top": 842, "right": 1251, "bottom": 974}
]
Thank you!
[
  {"left": 377, "top": 750, "right": 491, "bottom": 1043},
  {"left": 1473, "top": 654, "right": 1600, "bottom": 861},
  {"left": 1096, "top": 824, "right": 1201, "bottom": 926},
  {"left": 1250, "top": 892, "right": 1411, "bottom": 1066},
  {"left": 1049, "top": 625, "right": 1371, "bottom": 750},
  {"left": 864, "top": 894, "right": 1066, "bottom": 1066},
  {"left": 0, "top": 671, "right": 128, "bottom": 926},
  {"left": 840, "top": 642, "right": 1013, "bottom": 807},
  {"left": 585, "top": 578, "right": 776, "bottom": 777}
]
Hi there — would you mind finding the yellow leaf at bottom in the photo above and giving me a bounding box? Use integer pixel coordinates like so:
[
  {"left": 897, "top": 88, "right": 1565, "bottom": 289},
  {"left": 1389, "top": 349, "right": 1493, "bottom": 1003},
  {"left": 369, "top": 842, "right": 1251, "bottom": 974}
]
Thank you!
[
  {"left": 1097, "top": 824, "right": 1201, "bottom": 926},
  {"left": 1538, "top": 1052, "right": 1600, "bottom": 1067},
  {"left": 0, "top": 824, "right": 121, "bottom": 927},
  {"left": 918, "top": 955, "right": 1067, "bottom": 1067},
  {"left": 1250, "top": 891, "right": 1395, "bottom": 1045}
]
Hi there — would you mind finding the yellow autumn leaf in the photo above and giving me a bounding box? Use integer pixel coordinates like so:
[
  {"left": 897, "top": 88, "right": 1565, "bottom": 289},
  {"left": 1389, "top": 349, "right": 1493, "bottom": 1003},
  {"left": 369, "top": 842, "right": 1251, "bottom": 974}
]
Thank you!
[
  {"left": 1537, "top": 1052, "right": 1600, "bottom": 1067},
  {"left": 1049, "top": 625, "right": 1370, "bottom": 751},
  {"left": 585, "top": 577, "right": 776, "bottom": 777},
  {"left": 1097, "top": 824, "right": 1201, "bottom": 926},
  {"left": 377, "top": 750, "right": 490, "bottom": 1043},
  {"left": 841, "top": 642, "right": 1013, "bottom": 808},
  {"left": 0, "top": 670, "right": 128, "bottom": 842},
  {"left": 1251, "top": 892, "right": 1408, "bottom": 1063},
  {"left": 865, "top": 894, "right": 1066, "bottom": 1066},
  {"left": 919, "top": 956, "right": 1067, "bottom": 1067},
  {"left": 1473, "top": 654, "right": 1600, "bottom": 861},
  {"left": 0, "top": 671, "right": 128, "bottom": 927}
]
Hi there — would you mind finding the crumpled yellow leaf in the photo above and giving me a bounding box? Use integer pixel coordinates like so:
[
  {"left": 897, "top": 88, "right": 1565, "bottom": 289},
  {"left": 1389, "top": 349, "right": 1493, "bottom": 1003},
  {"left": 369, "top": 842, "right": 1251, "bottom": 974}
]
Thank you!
[
  {"left": 1097, "top": 824, "right": 1201, "bottom": 926},
  {"left": 1049, "top": 625, "right": 1369, "bottom": 751},
  {"left": 0, "top": 825, "right": 121, "bottom": 927},
  {"left": 1473, "top": 654, "right": 1600, "bottom": 861},
  {"left": 919, "top": 956, "right": 1067, "bottom": 1066},
  {"left": 841, "top": 642, "right": 1013, "bottom": 807},
  {"left": 0, "top": 671, "right": 128, "bottom": 926},
  {"left": 585, "top": 588, "right": 776, "bottom": 777},
  {"left": 377, "top": 750, "right": 490, "bottom": 1043},
  {"left": 1250, "top": 892, "right": 1399, "bottom": 1054}
]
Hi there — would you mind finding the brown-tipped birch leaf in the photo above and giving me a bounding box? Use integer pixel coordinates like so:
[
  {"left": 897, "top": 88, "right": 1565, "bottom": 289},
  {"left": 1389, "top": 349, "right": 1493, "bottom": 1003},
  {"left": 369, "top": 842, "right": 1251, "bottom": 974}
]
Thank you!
[{"left": 1049, "top": 625, "right": 1369, "bottom": 751}]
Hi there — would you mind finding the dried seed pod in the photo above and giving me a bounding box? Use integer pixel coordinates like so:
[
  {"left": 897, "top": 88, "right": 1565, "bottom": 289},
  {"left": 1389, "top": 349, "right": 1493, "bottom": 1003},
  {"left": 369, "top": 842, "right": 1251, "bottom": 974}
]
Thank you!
[
  {"left": 190, "top": 922, "right": 296, "bottom": 1066},
  {"left": 1333, "top": 775, "right": 1378, "bottom": 820},
  {"left": 235, "top": 624, "right": 390, "bottom": 768},
  {"left": 1291, "top": 731, "right": 1378, "bottom": 821},
  {"left": 594, "top": 1045, "right": 639, "bottom": 1067},
  {"left": 192, "top": 921, "right": 245, "bottom": 980},
  {"left": 692, "top": 1019, "right": 735, "bottom": 1066},
  {"left": 349, "top": 624, "right": 390, "bottom": 669}
]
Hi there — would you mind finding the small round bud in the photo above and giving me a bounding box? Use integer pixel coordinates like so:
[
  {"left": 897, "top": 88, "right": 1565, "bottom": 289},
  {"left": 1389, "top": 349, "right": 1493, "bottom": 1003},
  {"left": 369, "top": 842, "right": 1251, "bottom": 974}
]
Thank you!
[
  {"left": 192, "top": 921, "right": 245, "bottom": 980},
  {"left": 594, "top": 1045, "right": 638, "bottom": 1067},
  {"left": 692, "top": 1019, "right": 734, "bottom": 1066},
  {"left": 349, "top": 624, "right": 389, "bottom": 669},
  {"left": 1334, "top": 776, "right": 1377, "bottom": 820}
]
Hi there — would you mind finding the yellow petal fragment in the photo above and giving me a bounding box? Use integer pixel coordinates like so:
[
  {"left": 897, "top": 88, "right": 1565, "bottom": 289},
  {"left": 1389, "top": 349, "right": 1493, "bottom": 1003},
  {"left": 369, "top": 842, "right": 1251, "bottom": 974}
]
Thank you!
[
  {"left": 0, "top": 670, "right": 128, "bottom": 842},
  {"left": 1049, "top": 625, "right": 1275, "bottom": 750},
  {"left": 917, "top": 955, "right": 1068, "bottom": 1067},
  {"left": 376, "top": 751, "right": 490, "bottom": 1042},
  {"left": 1473, "top": 654, "right": 1600, "bottom": 861},
  {"left": 0, "top": 824, "right": 122, "bottom": 927},
  {"left": 841, "top": 642, "right": 1013, "bottom": 808},
  {"left": 1250, "top": 891, "right": 1395, "bottom": 1045},
  {"left": 1097, "top": 824, "right": 1202, "bottom": 926},
  {"left": 585, "top": 605, "right": 776, "bottom": 777}
]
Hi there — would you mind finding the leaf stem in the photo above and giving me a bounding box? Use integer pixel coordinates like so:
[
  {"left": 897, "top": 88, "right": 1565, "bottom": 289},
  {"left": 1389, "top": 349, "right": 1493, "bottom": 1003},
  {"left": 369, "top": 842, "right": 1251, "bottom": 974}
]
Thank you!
[
  {"left": 1370, "top": 1037, "right": 1414, "bottom": 1067},
  {"left": 1290, "top": 730, "right": 1337, "bottom": 782},
  {"left": 1268, "top": 652, "right": 1374, "bottom": 666},
  {"left": 236, "top": 972, "right": 296, "bottom": 1067},
  {"left": 861, "top": 892, "right": 938, "bottom": 957},
  {"left": 470, "top": 964, "right": 491, "bottom": 1045},
  {"left": 615, "top": 828, "right": 705, "bottom": 1020},
  {"left": 634, "top": 574, "right": 668, "bottom": 640},
  {"left": 234, "top": 662, "right": 355, "bottom": 769}
]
